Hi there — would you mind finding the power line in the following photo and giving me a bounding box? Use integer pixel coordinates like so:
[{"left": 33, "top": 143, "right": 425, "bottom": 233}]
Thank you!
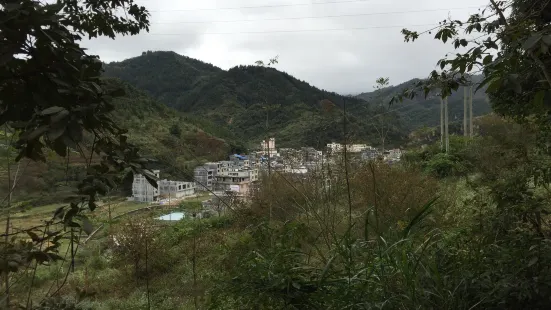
[
  {"left": 145, "top": 0, "right": 375, "bottom": 12},
  {"left": 143, "top": 23, "right": 438, "bottom": 36},
  {"left": 153, "top": 6, "right": 483, "bottom": 24}
]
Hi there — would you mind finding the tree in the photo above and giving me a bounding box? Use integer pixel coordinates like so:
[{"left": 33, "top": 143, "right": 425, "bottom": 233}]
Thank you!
[
  {"left": 254, "top": 55, "right": 279, "bottom": 67},
  {"left": 0, "top": 0, "right": 153, "bottom": 305},
  {"left": 395, "top": 0, "right": 551, "bottom": 135},
  {"left": 170, "top": 123, "right": 182, "bottom": 138},
  {"left": 372, "top": 77, "right": 391, "bottom": 152},
  {"left": 394, "top": 0, "right": 551, "bottom": 258}
]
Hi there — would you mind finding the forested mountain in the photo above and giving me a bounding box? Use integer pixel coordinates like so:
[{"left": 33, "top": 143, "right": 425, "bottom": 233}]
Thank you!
[
  {"left": 106, "top": 78, "right": 237, "bottom": 175},
  {"left": 103, "top": 51, "right": 222, "bottom": 106},
  {"left": 103, "top": 51, "right": 408, "bottom": 149},
  {"left": 0, "top": 79, "right": 231, "bottom": 206},
  {"left": 357, "top": 76, "right": 492, "bottom": 130}
]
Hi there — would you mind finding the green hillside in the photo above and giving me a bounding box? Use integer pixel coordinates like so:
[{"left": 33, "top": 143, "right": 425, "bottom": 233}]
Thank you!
[
  {"left": 356, "top": 76, "right": 492, "bottom": 130},
  {"left": 103, "top": 51, "right": 408, "bottom": 149},
  {"left": 0, "top": 79, "right": 230, "bottom": 207},
  {"left": 103, "top": 51, "right": 222, "bottom": 107}
]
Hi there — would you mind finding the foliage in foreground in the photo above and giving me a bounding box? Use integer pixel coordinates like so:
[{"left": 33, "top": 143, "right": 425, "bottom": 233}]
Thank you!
[{"left": 9, "top": 115, "right": 551, "bottom": 309}]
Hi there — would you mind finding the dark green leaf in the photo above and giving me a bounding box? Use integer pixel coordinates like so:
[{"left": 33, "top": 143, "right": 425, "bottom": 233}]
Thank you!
[
  {"left": 47, "top": 126, "right": 66, "bottom": 141},
  {"left": 40, "top": 106, "right": 66, "bottom": 116},
  {"left": 52, "top": 139, "right": 67, "bottom": 157},
  {"left": 53, "top": 206, "right": 65, "bottom": 219},
  {"left": 50, "top": 110, "right": 70, "bottom": 123},
  {"left": 88, "top": 201, "right": 97, "bottom": 211},
  {"left": 63, "top": 207, "right": 79, "bottom": 223},
  {"left": 486, "top": 78, "right": 502, "bottom": 93},
  {"left": 21, "top": 125, "right": 48, "bottom": 142},
  {"left": 68, "top": 222, "right": 81, "bottom": 228},
  {"left": 403, "top": 197, "right": 438, "bottom": 237},
  {"left": 47, "top": 253, "right": 65, "bottom": 261},
  {"left": 27, "top": 231, "right": 41, "bottom": 242}
]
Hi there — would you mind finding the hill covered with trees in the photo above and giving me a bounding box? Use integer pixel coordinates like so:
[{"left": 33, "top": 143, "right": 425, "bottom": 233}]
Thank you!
[
  {"left": 356, "top": 76, "right": 492, "bottom": 130},
  {"left": 0, "top": 78, "right": 231, "bottom": 207},
  {"left": 103, "top": 51, "right": 408, "bottom": 149}
]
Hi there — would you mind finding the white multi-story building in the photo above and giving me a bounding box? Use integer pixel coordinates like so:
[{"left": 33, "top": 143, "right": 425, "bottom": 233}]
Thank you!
[
  {"left": 194, "top": 162, "right": 218, "bottom": 191},
  {"left": 361, "top": 148, "right": 381, "bottom": 161},
  {"left": 260, "top": 137, "right": 278, "bottom": 157},
  {"left": 158, "top": 180, "right": 196, "bottom": 199},
  {"left": 215, "top": 167, "right": 259, "bottom": 197},
  {"left": 348, "top": 144, "right": 370, "bottom": 153},
  {"left": 131, "top": 170, "right": 160, "bottom": 202},
  {"left": 132, "top": 170, "right": 196, "bottom": 202},
  {"left": 327, "top": 142, "right": 343, "bottom": 153},
  {"left": 385, "top": 149, "right": 402, "bottom": 161},
  {"left": 327, "top": 143, "right": 371, "bottom": 153}
]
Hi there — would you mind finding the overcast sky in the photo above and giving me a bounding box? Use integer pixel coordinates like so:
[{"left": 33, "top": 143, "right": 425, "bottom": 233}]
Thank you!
[{"left": 82, "top": 0, "right": 489, "bottom": 94}]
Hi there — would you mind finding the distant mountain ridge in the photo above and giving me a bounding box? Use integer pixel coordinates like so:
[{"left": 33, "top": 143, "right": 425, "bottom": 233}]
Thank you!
[
  {"left": 103, "top": 51, "right": 408, "bottom": 149},
  {"left": 356, "top": 76, "right": 492, "bottom": 130}
]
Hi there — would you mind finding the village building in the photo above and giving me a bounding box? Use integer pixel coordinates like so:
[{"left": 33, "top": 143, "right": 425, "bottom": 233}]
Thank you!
[
  {"left": 327, "top": 142, "right": 371, "bottom": 153},
  {"left": 214, "top": 167, "right": 259, "bottom": 197},
  {"left": 194, "top": 162, "right": 218, "bottom": 191},
  {"left": 131, "top": 170, "right": 160, "bottom": 202},
  {"left": 131, "top": 170, "right": 196, "bottom": 202},
  {"left": 158, "top": 180, "right": 196, "bottom": 199},
  {"left": 260, "top": 137, "right": 278, "bottom": 157}
]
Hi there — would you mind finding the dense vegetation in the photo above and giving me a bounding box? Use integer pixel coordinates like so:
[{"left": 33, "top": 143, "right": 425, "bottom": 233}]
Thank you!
[
  {"left": 0, "top": 79, "right": 229, "bottom": 208},
  {"left": 104, "top": 51, "right": 407, "bottom": 149},
  {"left": 3, "top": 0, "right": 551, "bottom": 309},
  {"left": 14, "top": 112, "right": 551, "bottom": 309},
  {"left": 105, "top": 78, "right": 233, "bottom": 181}
]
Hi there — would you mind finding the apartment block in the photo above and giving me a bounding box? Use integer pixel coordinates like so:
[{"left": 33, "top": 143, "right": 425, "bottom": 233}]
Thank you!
[
  {"left": 194, "top": 162, "right": 218, "bottom": 191},
  {"left": 215, "top": 167, "right": 259, "bottom": 197},
  {"left": 158, "top": 180, "right": 196, "bottom": 199},
  {"left": 131, "top": 170, "right": 160, "bottom": 202}
]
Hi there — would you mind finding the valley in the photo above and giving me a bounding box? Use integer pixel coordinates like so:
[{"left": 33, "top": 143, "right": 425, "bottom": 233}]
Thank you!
[{"left": 2, "top": 0, "right": 551, "bottom": 309}]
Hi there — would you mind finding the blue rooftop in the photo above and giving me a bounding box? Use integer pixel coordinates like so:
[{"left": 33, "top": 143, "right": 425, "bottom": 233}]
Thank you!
[{"left": 233, "top": 154, "right": 248, "bottom": 160}]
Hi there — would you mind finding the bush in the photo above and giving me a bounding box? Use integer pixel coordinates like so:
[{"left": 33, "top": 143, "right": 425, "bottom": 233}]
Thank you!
[{"left": 424, "top": 152, "right": 466, "bottom": 178}]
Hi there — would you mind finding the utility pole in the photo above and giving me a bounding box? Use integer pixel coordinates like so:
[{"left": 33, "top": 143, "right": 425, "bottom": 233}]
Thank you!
[
  {"left": 463, "top": 86, "right": 468, "bottom": 136},
  {"left": 444, "top": 96, "right": 449, "bottom": 153},
  {"left": 469, "top": 85, "right": 474, "bottom": 137},
  {"left": 440, "top": 97, "right": 444, "bottom": 151},
  {"left": 264, "top": 103, "right": 271, "bottom": 176}
]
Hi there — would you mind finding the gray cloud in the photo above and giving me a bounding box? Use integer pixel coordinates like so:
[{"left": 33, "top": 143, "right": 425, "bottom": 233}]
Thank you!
[{"left": 82, "top": 0, "right": 489, "bottom": 93}]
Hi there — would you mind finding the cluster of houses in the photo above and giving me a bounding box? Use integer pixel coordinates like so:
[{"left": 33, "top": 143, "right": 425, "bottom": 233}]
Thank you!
[
  {"left": 326, "top": 142, "right": 402, "bottom": 162},
  {"left": 193, "top": 154, "right": 259, "bottom": 198},
  {"left": 130, "top": 138, "right": 403, "bottom": 203}
]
